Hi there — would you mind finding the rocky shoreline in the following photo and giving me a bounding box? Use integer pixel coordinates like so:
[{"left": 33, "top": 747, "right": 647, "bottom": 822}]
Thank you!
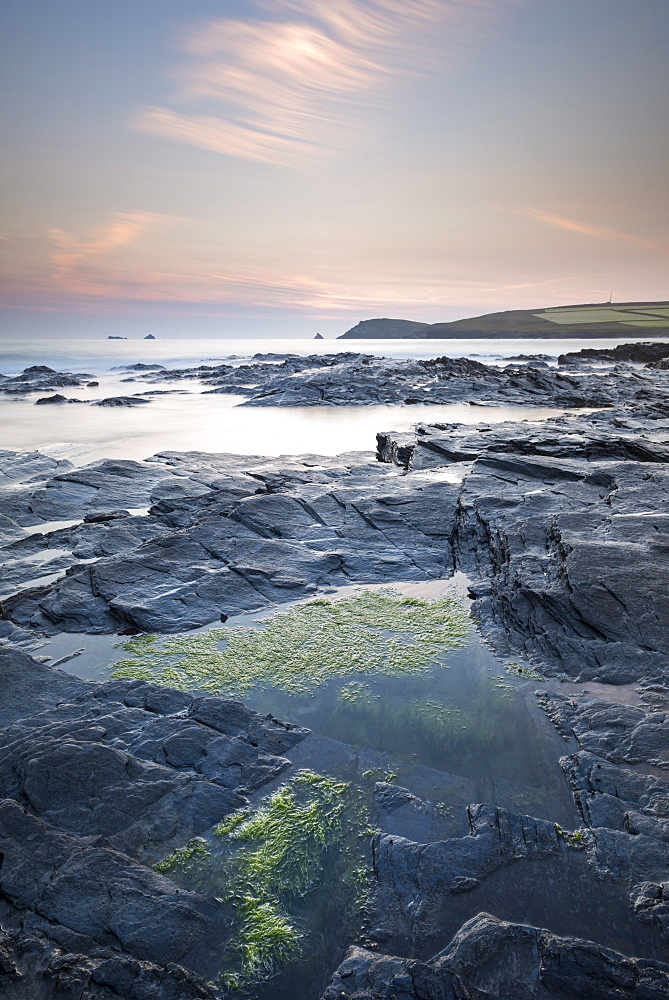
[
  {"left": 0, "top": 348, "right": 668, "bottom": 998},
  {"left": 4, "top": 345, "right": 669, "bottom": 411}
]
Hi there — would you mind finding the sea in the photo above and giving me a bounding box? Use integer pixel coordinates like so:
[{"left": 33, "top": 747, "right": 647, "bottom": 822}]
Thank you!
[{"left": 1, "top": 333, "right": 665, "bottom": 466}]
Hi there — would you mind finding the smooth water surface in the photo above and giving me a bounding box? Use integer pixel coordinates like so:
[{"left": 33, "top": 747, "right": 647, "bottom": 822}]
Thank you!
[
  {"left": 0, "top": 333, "right": 619, "bottom": 463},
  {"left": 32, "top": 581, "right": 665, "bottom": 997},
  {"left": 0, "top": 388, "right": 580, "bottom": 464},
  {"left": 1, "top": 334, "right": 666, "bottom": 374}
]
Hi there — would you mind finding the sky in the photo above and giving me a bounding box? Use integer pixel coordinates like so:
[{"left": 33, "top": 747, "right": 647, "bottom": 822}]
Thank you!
[{"left": 1, "top": 0, "right": 668, "bottom": 338}]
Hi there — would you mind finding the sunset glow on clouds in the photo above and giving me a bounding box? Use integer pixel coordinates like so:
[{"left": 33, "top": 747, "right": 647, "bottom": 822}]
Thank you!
[
  {"left": 1, "top": 0, "right": 668, "bottom": 334},
  {"left": 135, "top": 0, "right": 513, "bottom": 167},
  {"left": 509, "top": 207, "right": 669, "bottom": 257}
]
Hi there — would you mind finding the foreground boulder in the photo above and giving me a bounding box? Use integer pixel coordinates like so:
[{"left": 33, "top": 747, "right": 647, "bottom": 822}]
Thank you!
[
  {"left": 378, "top": 411, "right": 669, "bottom": 684},
  {"left": 0, "top": 647, "right": 307, "bottom": 990},
  {"left": 322, "top": 913, "right": 669, "bottom": 1000}
]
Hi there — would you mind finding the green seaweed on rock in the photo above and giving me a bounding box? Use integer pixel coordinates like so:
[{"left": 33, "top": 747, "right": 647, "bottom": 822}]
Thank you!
[
  {"left": 555, "top": 824, "right": 588, "bottom": 848},
  {"left": 152, "top": 837, "right": 211, "bottom": 875},
  {"left": 506, "top": 661, "right": 544, "bottom": 681},
  {"left": 217, "top": 769, "right": 367, "bottom": 990},
  {"left": 150, "top": 770, "right": 369, "bottom": 991},
  {"left": 110, "top": 590, "right": 473, "bottom": 699}
]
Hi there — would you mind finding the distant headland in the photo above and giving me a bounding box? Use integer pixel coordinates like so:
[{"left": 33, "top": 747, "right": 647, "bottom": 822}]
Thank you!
[{"left": 338, "top": 300, "right": 669, "bottom": 339}]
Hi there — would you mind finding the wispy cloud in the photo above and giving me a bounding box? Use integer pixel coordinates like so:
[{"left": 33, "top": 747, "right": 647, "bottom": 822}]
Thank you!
[
  {"left": 10, "top": 235, "right": 600, "bottom": 317},
  {"left": 49, "top": 212, "right": 162, "bottom": 283},
  {"left": 6, "top": 204, "right": 615, "bottom": 317},
  {"left": 135, "top": 0, "right": 516, "bottom": 167},
  {"left": 507, "top": 205, "right": 669, "bottom": 255}
]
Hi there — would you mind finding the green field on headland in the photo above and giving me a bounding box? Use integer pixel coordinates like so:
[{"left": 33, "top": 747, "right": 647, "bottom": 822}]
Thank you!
[{"left": 338, "top": 300, "right": 669, "bottom": 339}]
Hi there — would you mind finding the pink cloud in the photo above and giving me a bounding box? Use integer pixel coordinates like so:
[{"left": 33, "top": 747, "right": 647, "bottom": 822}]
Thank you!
[
  {"left": 134, "top": 0, "right": 518, "bottom": 166},
  {"left": 49, "top": 212, "right": 162, "bottom": 283},
  {"left": 511, "top": 205, "right": 669, "bottom": 256}
]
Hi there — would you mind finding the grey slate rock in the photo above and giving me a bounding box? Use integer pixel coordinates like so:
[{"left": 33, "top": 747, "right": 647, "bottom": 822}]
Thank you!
[
  {"left": 0, "top": 798, "right": 232, "bottom": 970},
  {"left": 367, "top": 804, "right": 563, "bottom": 952},
  {"left": 0, "top": 451, "right": 457, "bottom": 633},
  {"left": 0, "top": 650, "right": 309, "bottom": 991},
  {"left": 322, "top": 913, "right": 669, "bottom": 1000},
  {"left": 0, "top": 646, "right": 89, "bottom": 728}
]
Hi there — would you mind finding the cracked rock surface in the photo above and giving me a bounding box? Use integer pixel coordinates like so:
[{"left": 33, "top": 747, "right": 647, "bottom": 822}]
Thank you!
[
  {"left": 2, "top": 351, "right": 669, "bottom": 998},
  {"left": 321, "top": 913, "right": 669, "bottom": 1000},
  {"left": 0, "top": 646, "right": 306, "bottom": 996},
  {"left": 0, "top": 450, "right": 457, "bottom": 634}
]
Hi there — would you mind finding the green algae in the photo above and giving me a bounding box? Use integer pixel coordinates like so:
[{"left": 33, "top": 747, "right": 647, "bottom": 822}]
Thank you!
[
  {"left": 215, "top": 809, "right": 252, "bottom": 838},
  {"left": 216, "top": 769, "right": 367, "bottom": 990},
  {"left": 153, "top": 837, "right": 211, "bottom": 875},
  {"left": 555, "top": 824, "right": 587, "bottom": 848},
  {"left": 505, "top": 661, "right": 544, "bottom": 681},
  {"left": 150, "top": 771, "right": 369, "bottom": 992},
  {"left": 339, "top": 680, "right": 378, "bottom": 704},
  {"left": 229, "top": 897, "right": 299, "bottom": 986},
  {"left": 397, "top": 688, "right": 517, "bottom": 755},
  {"left": 111, "top": 590, "right": 473, "bottom": 699},
  {"left": 361, "top": 767, "right": 398, "bottom": 783}
]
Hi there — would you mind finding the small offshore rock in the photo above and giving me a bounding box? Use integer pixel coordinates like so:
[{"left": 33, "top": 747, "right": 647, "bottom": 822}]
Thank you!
[
  {"left": 92, "top": 396, "right": 151, "bottom": 406},
  {"left": 35, "top": 394, "right": 68, "bottom": 405}
]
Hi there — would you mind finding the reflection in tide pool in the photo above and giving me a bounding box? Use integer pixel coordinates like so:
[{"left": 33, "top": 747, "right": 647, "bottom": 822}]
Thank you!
[
  {"left": 44, "top": 581, "right": 655, "bottom": 999},
  {"left": 119, "top": 583, "right": 574, "bottom": 999},
  {"left": 107, "top": 584, "right": 569, "bottom": 818}
]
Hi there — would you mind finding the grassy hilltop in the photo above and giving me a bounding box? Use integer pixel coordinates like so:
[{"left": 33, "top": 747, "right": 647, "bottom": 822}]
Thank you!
[{"left": 338, "top": 301, "right": 669, "bottom": 339}]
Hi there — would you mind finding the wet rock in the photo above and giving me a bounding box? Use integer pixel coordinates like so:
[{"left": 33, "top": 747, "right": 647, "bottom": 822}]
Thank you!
[
  {"left": 92, "top": 395, "right": 151, "bottom": 406},
  {"left": 562, "top": 750, "right": 669, "bottom": 835},
  {"left": 0, "top": 647, "right": 88, "bottom": 727},
  {"left": 83, "top": 509, "right": 132, "bottom": 522},
  {"left": 0, "top": 648, "right": 308, "bottom": 990},
  {"left": 111, "top": 362, "right": 165, "bottom": 371},
  {"left": 0, "top": 449, "right": 72, "bottom": 484},
  {"left": 633, "top": 883, "right": 669, "bottom": 936},
  {"left": 367, "top": 804, "right": 562, "bottom": 952},
  {"left": 0, "top": 798, "right": 232, "bottom": 969},
  {"left": 0, "top": 451, "right": 457, "bottom": 634},
  {"left": 378, "top": 413, "right": 669, "bottom": 470},
  {"left": 0, "top": 457, "right": 182, "bottom": 525},
  {"left": 0, "top": 650, "right": 306, "bottom": 854},
  {"left": 35, "top": 394, "right": 68, "bottom": 405},
  {"left": 322, "top": 913, "right": 669, "bottom": 999},
  {"left": 544, "top": 695, "right": 669, "bottom": 768},
  {"left": 373, "top": 782, "right": 465, "bottom": 844},
  {"left": 537, "top": 692, "right": 669, "bottom": 937},
  {"left": 0, "top": 368, "right": 91, "bottom": 397},
  {"left": 0, "top": 924, "right": 221, "bottom": 999},
  {"left": 382, "top": 416, "right": 669, "bottom": 683},
  {"left": 131, "top": 350, "right": 669, "bottom": 410},
  {"left": 559, "top": 342, "right": 669, "bottom": 365}
]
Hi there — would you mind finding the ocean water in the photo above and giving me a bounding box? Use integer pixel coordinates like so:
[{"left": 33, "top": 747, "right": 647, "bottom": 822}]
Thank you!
[
  {"left": 0, "top": 333, "right": 665, "bottom": 374},
  {"left": 0, "top": 333, "right": 647, "bottom": 464}
]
